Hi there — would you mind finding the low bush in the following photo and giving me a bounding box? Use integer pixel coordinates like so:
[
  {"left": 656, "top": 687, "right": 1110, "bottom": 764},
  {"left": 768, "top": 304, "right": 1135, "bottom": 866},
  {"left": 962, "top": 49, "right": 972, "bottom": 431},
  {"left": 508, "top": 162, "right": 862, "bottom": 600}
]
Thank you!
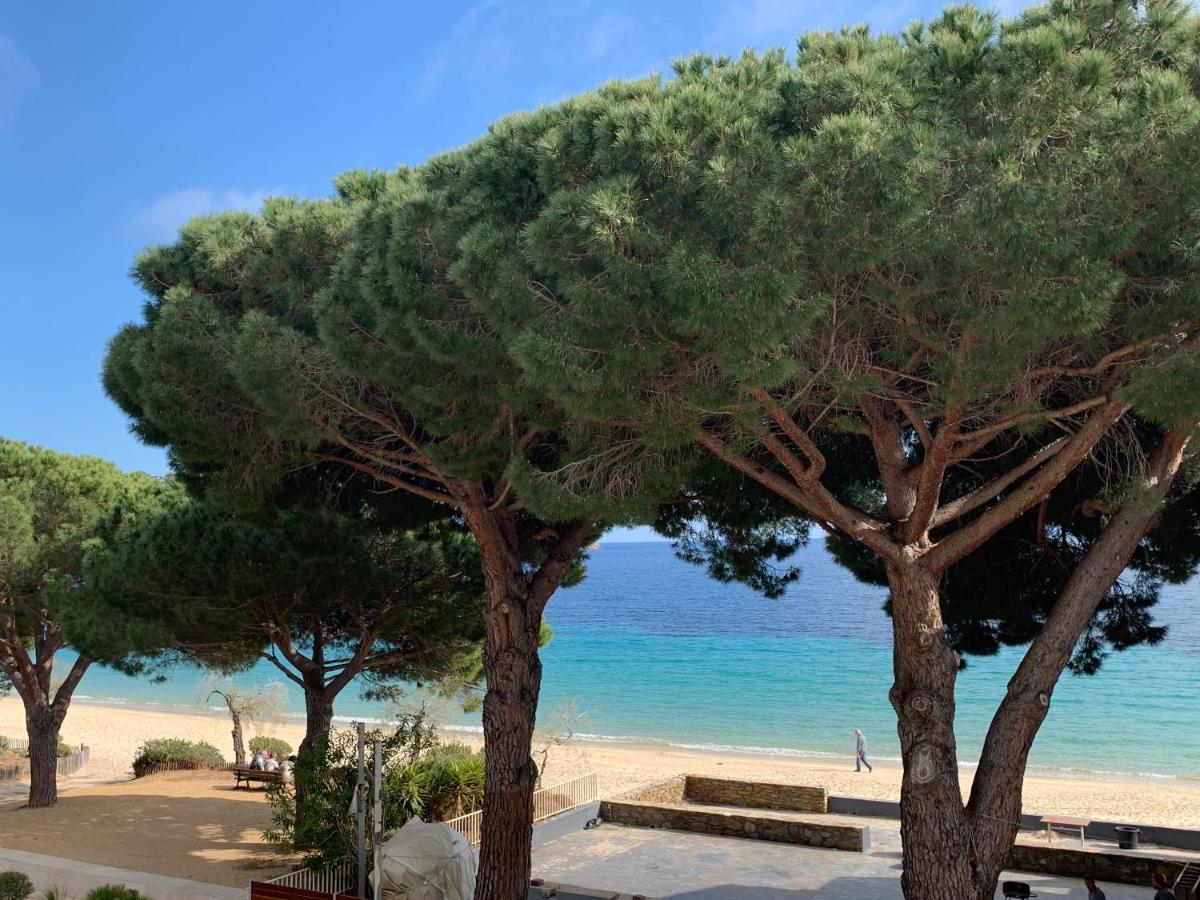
[
  {"left": 0, "top": 737, "right": 9, "bottom": 754},
  {"left": 265, "top": 714, "right": 487, "bottom": 869},
  {"left": 131, "top": 738, "right": 225, "bottom": 777},
  {"left": 391, "top": 742, "right": 485, "bottom": 821},
  {"left": 85, "top": 886, "right": 149, "bottom": 900},
  {"left": 248, "top": 736, "right": 292, "bottom": 758},
  {"left": 0, "top": 871, "right": 33, "bottom": 900},
  {"left": 57, "top": 740, "right": 74, "bottom": 759}
]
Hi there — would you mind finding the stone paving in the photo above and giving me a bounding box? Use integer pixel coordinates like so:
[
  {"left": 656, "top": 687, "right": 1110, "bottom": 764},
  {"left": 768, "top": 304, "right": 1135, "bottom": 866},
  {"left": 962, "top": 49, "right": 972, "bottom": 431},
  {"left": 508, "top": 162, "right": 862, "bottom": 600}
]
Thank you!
[{"left": 532, "top": 820, "right": 1161, "bottom": 899}]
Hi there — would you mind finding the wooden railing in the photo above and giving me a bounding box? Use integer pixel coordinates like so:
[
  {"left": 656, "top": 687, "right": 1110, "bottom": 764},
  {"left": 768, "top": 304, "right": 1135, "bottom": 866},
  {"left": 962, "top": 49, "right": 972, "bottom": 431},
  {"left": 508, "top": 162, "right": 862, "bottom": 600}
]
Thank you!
[
  {"left": 252, "top": 860, "right": 355, "bottom": 897},
  {"left": 444, "top": 771, "right": 599, "bottom": 848}
]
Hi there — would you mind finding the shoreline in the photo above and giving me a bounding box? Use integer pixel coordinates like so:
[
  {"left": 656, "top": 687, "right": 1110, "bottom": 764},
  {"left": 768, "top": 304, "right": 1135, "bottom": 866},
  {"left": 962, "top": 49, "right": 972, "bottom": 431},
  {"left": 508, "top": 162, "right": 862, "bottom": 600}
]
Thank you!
[
  {"left": 1, "top": 696, "right": 1199, "bottom": 830},
  {"left": 63, "top": 695, "right": 1200, "bottom": 788}
]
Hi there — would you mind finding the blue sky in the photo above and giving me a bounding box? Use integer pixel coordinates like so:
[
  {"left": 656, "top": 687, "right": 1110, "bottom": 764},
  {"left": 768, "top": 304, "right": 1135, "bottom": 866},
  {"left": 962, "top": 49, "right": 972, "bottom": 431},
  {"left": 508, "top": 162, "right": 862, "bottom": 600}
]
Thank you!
[{"left": 0, "top": 0, "right": 1014, "bottom": 540}]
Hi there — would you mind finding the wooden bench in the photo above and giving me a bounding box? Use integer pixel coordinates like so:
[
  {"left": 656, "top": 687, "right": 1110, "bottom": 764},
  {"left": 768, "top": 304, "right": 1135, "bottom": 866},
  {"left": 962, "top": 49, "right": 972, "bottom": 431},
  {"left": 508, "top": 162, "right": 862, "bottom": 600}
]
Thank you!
[
  {"left": 1040, "top": 815, "right": 1090, "bottom": 846},
  {"left": 235, "top": 767, "right": 283, "bottom": 789}
]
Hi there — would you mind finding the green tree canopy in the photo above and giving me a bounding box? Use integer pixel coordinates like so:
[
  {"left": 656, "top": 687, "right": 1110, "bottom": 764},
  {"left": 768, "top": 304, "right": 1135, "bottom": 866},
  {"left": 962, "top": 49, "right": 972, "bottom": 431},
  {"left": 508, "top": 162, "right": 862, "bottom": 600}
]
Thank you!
[
  {"left": 105, "top": 178, "right": 606, "bottom": 899},
  {"left": 329, "top": 4, "right": 1198, "bottom": 898},
  {"left": 73, "top": 493, "right": 488, "bottom": 758},
  {"left": 0, "top": 438, "right": 168, "bottom": 807}
]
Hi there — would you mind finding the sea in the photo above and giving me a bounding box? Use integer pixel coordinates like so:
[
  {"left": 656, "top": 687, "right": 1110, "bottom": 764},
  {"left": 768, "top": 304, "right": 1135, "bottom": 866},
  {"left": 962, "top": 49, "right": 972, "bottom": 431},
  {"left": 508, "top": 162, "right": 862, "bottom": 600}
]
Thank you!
[{"left": 65, "top": 539, "right": 1200, "bottom": 781}]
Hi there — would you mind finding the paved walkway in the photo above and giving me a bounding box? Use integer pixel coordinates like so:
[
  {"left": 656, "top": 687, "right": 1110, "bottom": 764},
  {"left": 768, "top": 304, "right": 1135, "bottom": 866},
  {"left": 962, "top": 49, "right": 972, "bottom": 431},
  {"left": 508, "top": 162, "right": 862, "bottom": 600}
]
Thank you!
[
  {"left": 0, "top": 847, "right": 245, "bottom": 899},
  {"left": 532, "top": 821, "right": 1160, "bottom": 899}
]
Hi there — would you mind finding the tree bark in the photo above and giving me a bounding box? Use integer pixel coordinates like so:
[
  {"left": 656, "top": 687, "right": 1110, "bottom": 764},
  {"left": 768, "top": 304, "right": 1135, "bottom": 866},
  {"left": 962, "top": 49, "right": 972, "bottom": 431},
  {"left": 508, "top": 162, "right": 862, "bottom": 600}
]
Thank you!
[
  {"left": 299, "top": 680, "right": 336, "bottom": 761},
  {"left": 474, "top": 577, "right": 543, "bottom": 900},
  {"left": 962, "top": 426, "right": 1194, "bottom": 898},
  {"left": 25, "top": 705, "right": 64, "bottom": 809},
  {"left": 886, "top": 559, "right": 977, "bottom": 900}
]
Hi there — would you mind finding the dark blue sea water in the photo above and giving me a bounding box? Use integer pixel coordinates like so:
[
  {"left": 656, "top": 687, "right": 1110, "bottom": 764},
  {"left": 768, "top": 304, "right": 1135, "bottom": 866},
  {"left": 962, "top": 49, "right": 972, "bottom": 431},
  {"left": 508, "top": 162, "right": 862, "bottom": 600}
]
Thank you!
[{"left": 67, "top": 540, "right": 1200, "bottom": 779}]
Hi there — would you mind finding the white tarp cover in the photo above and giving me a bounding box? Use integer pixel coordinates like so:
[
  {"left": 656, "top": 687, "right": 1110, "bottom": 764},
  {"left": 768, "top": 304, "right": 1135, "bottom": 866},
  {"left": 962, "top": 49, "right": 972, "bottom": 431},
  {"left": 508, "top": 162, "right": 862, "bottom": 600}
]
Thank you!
[{"left": 371, "top": 817, "right": 478, "bottom": 900}]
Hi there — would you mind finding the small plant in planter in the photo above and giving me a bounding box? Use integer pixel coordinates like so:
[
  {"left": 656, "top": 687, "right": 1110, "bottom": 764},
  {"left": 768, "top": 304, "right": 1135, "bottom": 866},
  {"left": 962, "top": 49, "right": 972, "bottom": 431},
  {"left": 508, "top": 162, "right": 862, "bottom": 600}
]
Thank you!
[
  {"left": 85, "top": 886, "right": 149, "bottom": 900},
  {"left": 0, "top": 870, "right": 34, "bottom": 900}
]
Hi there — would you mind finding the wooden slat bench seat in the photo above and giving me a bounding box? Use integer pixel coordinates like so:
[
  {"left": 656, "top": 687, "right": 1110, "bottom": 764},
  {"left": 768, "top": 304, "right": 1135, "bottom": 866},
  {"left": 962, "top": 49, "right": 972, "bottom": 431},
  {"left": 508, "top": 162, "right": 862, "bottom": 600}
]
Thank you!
[
  {"left": 1040, "top": 815, "right": 1091, "bottom": 846},
  {"left": 235, "top": 767, "right": 283, "bottom": 789}
]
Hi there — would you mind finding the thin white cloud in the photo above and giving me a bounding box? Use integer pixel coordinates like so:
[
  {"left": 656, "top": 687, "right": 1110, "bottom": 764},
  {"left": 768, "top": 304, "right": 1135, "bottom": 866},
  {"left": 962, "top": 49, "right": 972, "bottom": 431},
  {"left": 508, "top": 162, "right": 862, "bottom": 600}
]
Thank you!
[
  {"left": 129, "top": 188, "right": 272, "bottom": 242},
  {"left": 584, "top": 12, "right": 633, "bottom": 62},
  {"left": 0, "top": 35, "right": 37, "bottom": 131},
  {"left": 412, "top": 0, "right": 511, "bottom": 101}
]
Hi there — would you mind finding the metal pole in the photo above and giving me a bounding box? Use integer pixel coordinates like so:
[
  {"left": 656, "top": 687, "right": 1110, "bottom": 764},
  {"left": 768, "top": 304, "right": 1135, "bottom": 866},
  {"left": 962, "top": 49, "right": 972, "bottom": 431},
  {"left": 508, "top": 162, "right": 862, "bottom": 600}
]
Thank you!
[
  {"left": 357, "top": 722, "right": 367, "bottom": 899},
  {"left": 372, "top": 738, "right": 383, "bottom": 899}
]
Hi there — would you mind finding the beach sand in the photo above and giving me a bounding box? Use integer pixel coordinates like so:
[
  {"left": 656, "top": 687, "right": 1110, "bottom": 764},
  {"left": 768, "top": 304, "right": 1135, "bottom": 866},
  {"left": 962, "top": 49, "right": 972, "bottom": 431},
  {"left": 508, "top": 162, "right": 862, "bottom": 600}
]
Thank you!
[{"left": 0, "top": 696, "right": 1197, "bottom": 885}]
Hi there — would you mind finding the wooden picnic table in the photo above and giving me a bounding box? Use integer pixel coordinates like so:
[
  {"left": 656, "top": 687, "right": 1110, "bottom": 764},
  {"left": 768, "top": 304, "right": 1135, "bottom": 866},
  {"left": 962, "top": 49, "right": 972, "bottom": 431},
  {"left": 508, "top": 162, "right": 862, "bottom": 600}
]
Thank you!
[{"left": 1040, "top": 815, "right": 1091, "bottom": 845}]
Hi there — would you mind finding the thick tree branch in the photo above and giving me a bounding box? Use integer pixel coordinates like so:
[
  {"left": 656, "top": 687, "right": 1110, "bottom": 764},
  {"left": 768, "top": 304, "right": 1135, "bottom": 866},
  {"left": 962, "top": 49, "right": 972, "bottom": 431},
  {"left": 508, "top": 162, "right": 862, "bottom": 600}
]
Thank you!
[
  {"left": 697, "top": 430, "right": 901, "bottom": 562},
  {"left": 51, "top": 654, "right": 91, "bottom": 717},
  {"left": 749, "top": 388, "right": 827, "bottom": 480},
  {"left": 932, "top": 437, "right": 1070, "bottom": 529},
  {"left": 859, "top": 396, "right": 916, "bottom": 523},
  {"left": 530, "top": 518, "right": 595, "bottom": 612},
  {"left": 967, "top": 422, "right": 1194, "bottom": 834},
  {"left": 903, "top": 412, "right": 960, "bottom": 543},
  {"left": 924, "top": 402, "right": 1127, "bottom": 572}
]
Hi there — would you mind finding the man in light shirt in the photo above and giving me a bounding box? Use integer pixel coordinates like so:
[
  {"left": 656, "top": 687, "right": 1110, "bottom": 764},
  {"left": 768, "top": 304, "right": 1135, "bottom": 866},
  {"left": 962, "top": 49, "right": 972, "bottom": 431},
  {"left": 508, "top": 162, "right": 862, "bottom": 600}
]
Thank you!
[{"left": 854, "top": 729, "right": 872, "bottom": 773}]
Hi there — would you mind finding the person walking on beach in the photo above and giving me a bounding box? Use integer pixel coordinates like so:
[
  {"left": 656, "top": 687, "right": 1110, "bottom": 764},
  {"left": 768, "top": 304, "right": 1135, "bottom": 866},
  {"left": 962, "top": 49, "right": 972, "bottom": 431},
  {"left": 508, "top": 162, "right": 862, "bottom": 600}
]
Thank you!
[
  {"left": 854, "top": 728, "right": 872, "bottom": 773},
  {"left": 1083, "top": 875, "right": 1106, "bottom": 900}
]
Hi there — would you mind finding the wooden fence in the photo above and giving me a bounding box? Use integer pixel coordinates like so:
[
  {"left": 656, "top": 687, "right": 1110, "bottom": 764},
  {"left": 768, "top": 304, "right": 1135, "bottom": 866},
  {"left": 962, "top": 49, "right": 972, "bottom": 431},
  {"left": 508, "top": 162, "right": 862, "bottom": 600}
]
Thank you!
[{"left": 0, "top": 737, "right": 89, "bottom": 781}]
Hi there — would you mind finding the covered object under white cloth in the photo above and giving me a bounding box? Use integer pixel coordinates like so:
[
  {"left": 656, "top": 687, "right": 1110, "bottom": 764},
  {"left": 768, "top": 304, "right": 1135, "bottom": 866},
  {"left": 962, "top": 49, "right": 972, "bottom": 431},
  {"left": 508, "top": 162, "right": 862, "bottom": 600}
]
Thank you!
[{"left": 370, "top": 817, "right": 478, "bottom": 900}]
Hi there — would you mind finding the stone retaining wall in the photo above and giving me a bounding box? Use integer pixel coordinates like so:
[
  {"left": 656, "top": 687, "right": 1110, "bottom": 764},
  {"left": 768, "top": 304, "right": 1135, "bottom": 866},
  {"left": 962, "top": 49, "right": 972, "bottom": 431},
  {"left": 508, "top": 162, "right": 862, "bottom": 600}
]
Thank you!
[
  {"left": 1007, "top": 842, "right": 1187, "bottom": 888},
  {"left": 529, "top": 881, "right": 653, "bottom": 899},
  {"left": 623, "top": 776, "right": 685, "bottom": 804},
  {"left": 684, "top": 775, "right": 827, "bottom": 813},
  {"left": 599, "top": 799, "right": 868, "bottom": 852}
]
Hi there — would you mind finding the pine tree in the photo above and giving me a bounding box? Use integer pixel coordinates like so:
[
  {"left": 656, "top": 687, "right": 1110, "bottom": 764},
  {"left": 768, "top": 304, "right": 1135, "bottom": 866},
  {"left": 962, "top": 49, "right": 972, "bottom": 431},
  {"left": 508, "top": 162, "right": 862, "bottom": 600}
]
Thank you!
[
  {"left": 430, "top": 4, "right": 1200, "bottom": 897},
  {"left": 104, "top": 186, "right": 609, "bottom": 900},
  {"left": 0, "top": 439, "right": 167, "bottom": 807}
]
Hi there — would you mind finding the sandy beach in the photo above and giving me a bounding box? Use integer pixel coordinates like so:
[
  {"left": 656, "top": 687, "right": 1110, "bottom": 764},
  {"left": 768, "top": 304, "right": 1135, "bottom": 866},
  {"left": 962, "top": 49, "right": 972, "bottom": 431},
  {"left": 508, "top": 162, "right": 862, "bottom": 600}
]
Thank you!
[
  {"left": 0, "top": 695, "right": 1197, "bottom": 886},
  {"left": 1, "top": 696, "right": 1197, "bottom": 829}
]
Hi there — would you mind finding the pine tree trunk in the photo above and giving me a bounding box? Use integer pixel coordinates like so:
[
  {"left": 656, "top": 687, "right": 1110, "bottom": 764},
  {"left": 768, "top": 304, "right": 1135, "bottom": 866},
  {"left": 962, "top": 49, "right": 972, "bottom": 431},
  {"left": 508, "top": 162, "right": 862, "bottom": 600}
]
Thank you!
[
  {"left": 26, "top": 706, "right": 62, "bottom": 809},
  {"left": 473, "top": 581, "right": 543, "bottom": 900},
  {"left": 886, "top": 559, "right": 978, "bottom": 900},
  {"left": 293, "top": 682, "right": 336, "bottom": 849},
  {"left": 299, "top": 683, "right": 335, "bottom": 761}
]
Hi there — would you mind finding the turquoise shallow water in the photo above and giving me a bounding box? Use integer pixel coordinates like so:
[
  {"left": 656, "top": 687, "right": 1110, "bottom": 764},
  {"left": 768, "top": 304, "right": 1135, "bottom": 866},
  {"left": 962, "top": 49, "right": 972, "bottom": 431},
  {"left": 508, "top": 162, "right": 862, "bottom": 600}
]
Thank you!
[{"left": 65, "top": 540, "right": 1200, "bottom": 779}]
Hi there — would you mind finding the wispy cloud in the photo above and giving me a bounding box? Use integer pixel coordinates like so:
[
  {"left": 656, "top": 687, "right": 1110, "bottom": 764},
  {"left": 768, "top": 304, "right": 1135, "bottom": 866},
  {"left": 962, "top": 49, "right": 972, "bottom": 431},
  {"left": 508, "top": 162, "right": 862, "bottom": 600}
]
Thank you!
[
  {"left": 584, "top": 12, "right": 633, "bottom": 62},
  {"left": 412, "top": 0, "right": 510, "bottom": 101},
  {"left": 0, "top": 35, "right": 37, "bottom": 132},
  {"left": 129, "top": 188, "right": 272, "bottom": 242}
]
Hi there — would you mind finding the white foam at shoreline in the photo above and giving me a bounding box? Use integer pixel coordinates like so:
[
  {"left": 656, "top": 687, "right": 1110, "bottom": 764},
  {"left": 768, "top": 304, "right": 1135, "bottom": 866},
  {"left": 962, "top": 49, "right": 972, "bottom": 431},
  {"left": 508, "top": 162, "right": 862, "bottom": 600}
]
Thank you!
[{"left": 61, "top": 695, "right": 1194, "bottom": 785}]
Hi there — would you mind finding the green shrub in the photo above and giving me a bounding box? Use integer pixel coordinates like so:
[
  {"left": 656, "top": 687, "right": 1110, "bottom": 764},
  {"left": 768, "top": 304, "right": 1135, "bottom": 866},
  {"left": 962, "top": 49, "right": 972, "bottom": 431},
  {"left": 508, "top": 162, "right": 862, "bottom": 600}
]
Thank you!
[
  {"left": 85, "top": 886, "right": 148, "bottom": 900},
  {"left": 131, "top": 738, "right": 224, "bottom": 777},
  {"left": 0, "top": 737, "right": 9, "bottom": 754},
  {"left": 265, "top": 712, "right": 441, "bottom": 867},
  {"left": 0, "top": 871, "right": 33, "bottom": 900},
  {"left": 395, "top": 743, "right": 485, "bottom": 821},
  {"left": 248, "top": 736, "right": 292, "bottom": 758},
  {"left": 57, "top": 740, "right": 73, "bottom": 759}
]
